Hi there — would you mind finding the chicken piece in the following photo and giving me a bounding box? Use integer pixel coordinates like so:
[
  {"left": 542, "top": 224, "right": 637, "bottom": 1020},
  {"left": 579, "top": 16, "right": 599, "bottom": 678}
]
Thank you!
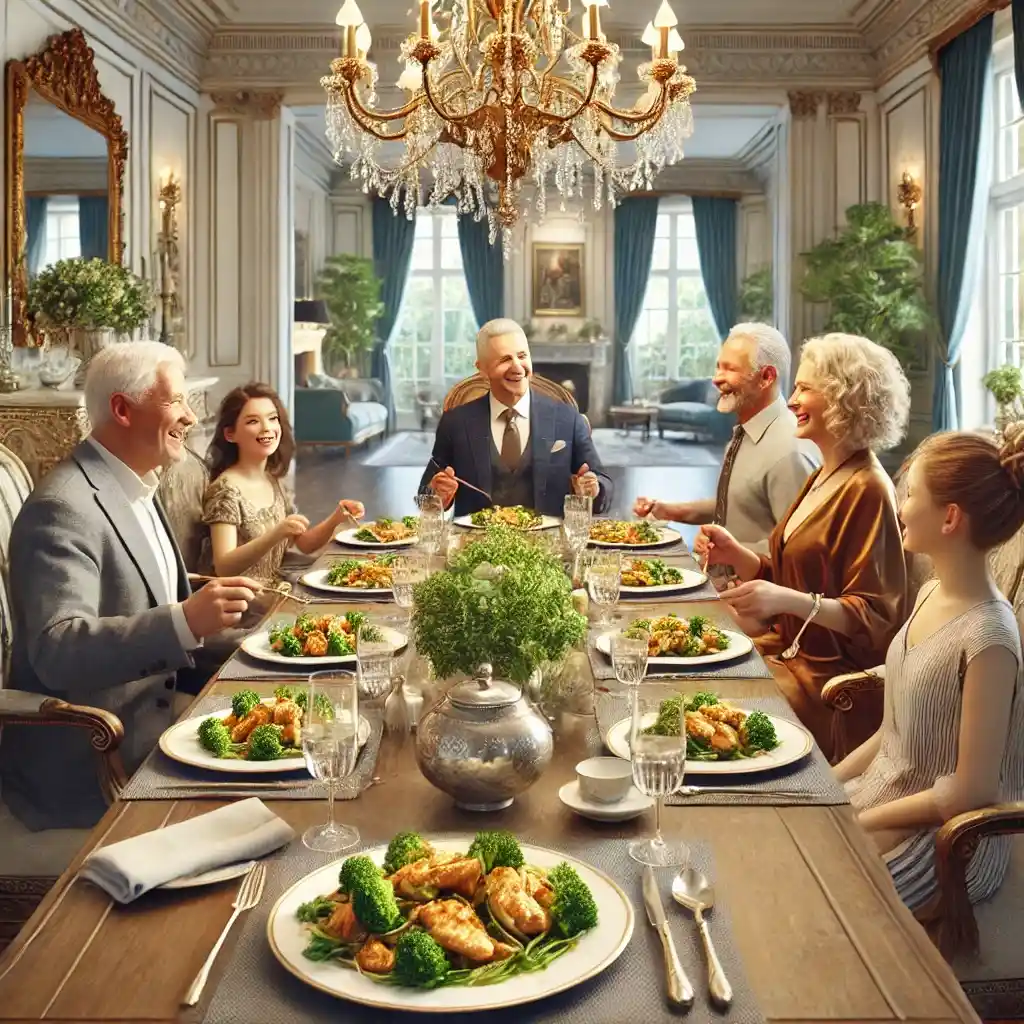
[
  {"left": 322, "top": 901, "right": 367, "bottom": 943},
  {"left": 429, "top": 857, "right": 483, "bottom": 899},
  {"left": 684, "top": 710, "right": 716, "bottom": 743},
  {"left": 356, "top": 936, "right": 396, "bottom": 974},
  {"left": 701, "top": 630, "right": 726, "bottom": 652},
  {"left": 222, "top": 713, "right": 238, "bottom": 729},
  {"left": 390, "top": 856, "right": 438, "bottom": 899},
  {"left": 488, "top": 942, "right": 517, "bottom": 962},
  {"left": 525, "top": 871, "right": 555, "bottom": 909},
  {"left": 486, "top": 866, "right": 551, "bottom": 937},
  {"left": 700, "top": 703, "right": 745, "bottom": 729},
  {"left": 303, "top": 630, "right": 328, "bottom": 657},
  {"left": 230, "top": 703, "right": 272, "bottom": 743},
  {"left": 413, "top": 899, "right": 495, "bottom": 962},
  {"left": 709, "top": 721, "right": 740, "bottom": 752},
  {"left": 273, "top": 699, "right": 303, "bottom": 746}
]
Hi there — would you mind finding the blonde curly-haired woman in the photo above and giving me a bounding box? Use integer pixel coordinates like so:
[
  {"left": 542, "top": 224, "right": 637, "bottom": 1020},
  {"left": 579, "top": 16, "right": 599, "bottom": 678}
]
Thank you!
[{"left": 696, "top": 333, "right": 912, "bottom": 761}]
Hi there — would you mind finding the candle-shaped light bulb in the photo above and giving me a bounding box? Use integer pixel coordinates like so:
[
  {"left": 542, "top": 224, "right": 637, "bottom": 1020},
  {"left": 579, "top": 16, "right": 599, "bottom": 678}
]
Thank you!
[
  {"left": 641, "top": 20, "right": 659, "bottom": 59},
  {"left": 396, "top": 64, "right": 423, "bottom": 91},
  {"left": 335, "top": 0, "right": 363, "bottom": 25},
  {"left": 667, "top": 27, "right": 684, "bottom": 54},
  {"left": 653, "top": 0, "right": 677, "bottom": 57},
  {"left": 356, "top": 22, "right": 371, "bottom": 55}
]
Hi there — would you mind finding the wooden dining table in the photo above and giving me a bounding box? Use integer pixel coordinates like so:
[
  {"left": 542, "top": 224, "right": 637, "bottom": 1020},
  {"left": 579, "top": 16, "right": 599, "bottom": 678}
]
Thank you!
[{"left": 0, "top": 585, "right": 981, "bottom": 1024}]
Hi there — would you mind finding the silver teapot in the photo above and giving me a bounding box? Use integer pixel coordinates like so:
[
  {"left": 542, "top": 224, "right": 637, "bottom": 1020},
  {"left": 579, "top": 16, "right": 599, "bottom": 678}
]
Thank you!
[{"left": 415, "top": 663, "right": 554, "bottom": 811}]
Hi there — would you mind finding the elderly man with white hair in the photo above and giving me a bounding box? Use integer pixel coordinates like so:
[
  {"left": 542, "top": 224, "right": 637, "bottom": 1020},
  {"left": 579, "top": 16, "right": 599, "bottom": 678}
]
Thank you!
[
  {"left": 0, "top": 341, "right": 260, "bottom": 830},
  {"left": 422, "top": 318, "right": 612, "bottom": 516},
  {"left": 635, "top": 322, "right": 819, "bottom": 551}
]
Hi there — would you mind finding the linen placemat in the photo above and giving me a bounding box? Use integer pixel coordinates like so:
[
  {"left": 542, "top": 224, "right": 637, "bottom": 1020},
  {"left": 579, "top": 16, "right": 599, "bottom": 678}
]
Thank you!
[
  {"left": 119, "top": 696, "right": 383, "bottom": 801},
  {"left": 592, "top": 689, "right": 848, "bottom": 807},
  {"left": 587, "top": 632, "right": 773, "bottom": 681},
  {"left": 201, "top": 836, "right": 764, "bottom": 1024}
]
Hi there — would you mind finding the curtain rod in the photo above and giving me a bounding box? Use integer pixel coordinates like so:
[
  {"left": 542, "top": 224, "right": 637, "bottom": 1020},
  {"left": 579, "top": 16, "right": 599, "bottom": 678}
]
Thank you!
[{"left": 626, "top": 188, "right": 748, "bottom": 200}]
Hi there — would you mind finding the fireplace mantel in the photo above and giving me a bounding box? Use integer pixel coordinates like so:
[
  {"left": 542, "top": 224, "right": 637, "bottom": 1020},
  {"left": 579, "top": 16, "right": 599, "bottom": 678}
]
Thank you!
[{"left": 529, "top": 338, "right": 611, "bottom": 426}]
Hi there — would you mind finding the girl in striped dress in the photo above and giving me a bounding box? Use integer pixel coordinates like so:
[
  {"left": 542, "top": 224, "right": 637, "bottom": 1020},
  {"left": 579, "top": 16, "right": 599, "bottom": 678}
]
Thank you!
[{"left": 837, "top": 426, "right": 1024, "bottom": 912}]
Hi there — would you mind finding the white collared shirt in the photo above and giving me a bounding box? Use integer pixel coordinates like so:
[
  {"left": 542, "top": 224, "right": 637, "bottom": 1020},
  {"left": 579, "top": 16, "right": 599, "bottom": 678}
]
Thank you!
[
  {"left": 87, "top": 437, "right": 200, "bottom": 651},
  {"left": 489, "top": 390, "right": 531, "bottom": 454}
]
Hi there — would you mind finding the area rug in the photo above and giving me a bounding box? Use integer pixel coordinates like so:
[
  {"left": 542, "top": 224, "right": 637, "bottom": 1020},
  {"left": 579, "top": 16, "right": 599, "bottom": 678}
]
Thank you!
[{"left": 363, "top": 429, "right": 723, "bottom": 468}]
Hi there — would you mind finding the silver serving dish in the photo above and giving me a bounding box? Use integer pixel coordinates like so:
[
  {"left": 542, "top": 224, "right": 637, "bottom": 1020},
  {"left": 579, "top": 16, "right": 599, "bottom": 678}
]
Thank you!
[{"left": 415, "top": 662, "right": 554, "bottom": 811}]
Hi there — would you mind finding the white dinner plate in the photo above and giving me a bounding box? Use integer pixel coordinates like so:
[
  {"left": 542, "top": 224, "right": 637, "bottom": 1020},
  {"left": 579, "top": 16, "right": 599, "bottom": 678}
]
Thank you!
[
  {"left": 298, "top": 567, "right": 392, "bottom": 597},
  {"left": 595, "top": 627, "right": 753, "bottom": 667},
  {"left": 335, "top": 523, "right": 419, "bottom": 548},
  {"left": 159, "top": 860, "right": 255, "bottom": 890},
  {"left": 558, "top": 780, "right": 654, "bottom": 822},
  {"left": 267, "top": 837, "right": 634, "bottom": 1013},
  {"left": 588, "top": 524, "right": 682, "bottom": 549},
  {"left": 619, "top": 566, "right": 708, "bottom": 595},
  {"left": 453, "top": 513, "right": 562, "bottom": 531},
  {"left": 605, "top": 710, "right": 814, "bottom": 775},
  {"left": 241, "top": 624, "right": 407, "bottom": 667},
  {"left": 158, "top": 702, "right": 373, "bottom": 774}
]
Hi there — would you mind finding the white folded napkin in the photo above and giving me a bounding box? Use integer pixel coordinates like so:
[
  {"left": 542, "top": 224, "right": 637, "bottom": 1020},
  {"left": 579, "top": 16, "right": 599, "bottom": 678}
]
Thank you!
[{"left": 80, "top": 798, "right": 295, "bottom": 904}]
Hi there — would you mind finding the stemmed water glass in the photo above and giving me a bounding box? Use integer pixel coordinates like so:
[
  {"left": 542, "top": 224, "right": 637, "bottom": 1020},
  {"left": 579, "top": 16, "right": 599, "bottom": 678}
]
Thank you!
[
  {"left": 563, "top": 494, "right": 593, "bottom": 585},
  {"left": 301, "top": 670, "right": 361, "bottom": 853},
  {"left": 356, "top": 621, "right": 396, "bottom": 702},
  {"left": 583, "top": 550, "right": 621, "bottom": 627},
  {"left": 415, "top": 492, "right": 445, "bottom": 558},
  {"left": 387, "top": 554, "right": 429, "bottom": 730}
]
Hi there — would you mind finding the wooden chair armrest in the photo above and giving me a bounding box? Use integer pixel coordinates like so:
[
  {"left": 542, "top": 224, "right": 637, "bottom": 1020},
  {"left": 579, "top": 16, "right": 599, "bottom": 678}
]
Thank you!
[
  {"left": 930, "top": 801, "right": 1024, "bottom": 959},
  {"left": 820, "top": 670, "right": 884, "bottom": 711},
  {"left": 0, "top": 691, "right": 128, "bottom": 803}
]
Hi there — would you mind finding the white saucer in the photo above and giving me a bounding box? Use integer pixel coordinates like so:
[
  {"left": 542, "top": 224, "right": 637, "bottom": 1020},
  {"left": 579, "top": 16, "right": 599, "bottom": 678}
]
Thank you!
[{"left": 558, "top": 780, "right": 655, "bottom": 822}]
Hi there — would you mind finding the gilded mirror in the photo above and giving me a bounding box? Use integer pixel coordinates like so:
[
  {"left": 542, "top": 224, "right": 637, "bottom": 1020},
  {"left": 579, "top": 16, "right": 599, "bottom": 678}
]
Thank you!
[{"left": 4, "top": 28, "right": 128, "bottom": 345}]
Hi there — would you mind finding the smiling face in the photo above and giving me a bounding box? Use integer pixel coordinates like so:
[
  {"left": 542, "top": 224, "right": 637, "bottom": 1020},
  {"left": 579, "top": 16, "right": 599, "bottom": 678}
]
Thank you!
[
  {"left": 477, "top": 331, "right": 532, "bottom": 406},
  {"left": 899, "top": 455, "right": 965, "bottom": 555},
  {"left": 114, "top": 362, "right": 196, "bottom": 471},
  {"left": 224, "top": 396, "right": 282, "bottom": 463},
  {"left": 787, "top": 361, "right": 832, "bottom": 444},
  {"left": 712, "top": 335, "right": 775, "bottom": 420}
]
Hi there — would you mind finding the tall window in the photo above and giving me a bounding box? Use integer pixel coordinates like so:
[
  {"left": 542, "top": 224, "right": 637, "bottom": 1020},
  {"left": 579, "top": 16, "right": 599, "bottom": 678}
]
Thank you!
[
  {"left": 629, "top": 200, "right": 719, "bottom": 398},
  {"left": 41, "top": 196, "right": 81, "bottom": 268},
  {"left": 389, "top": 208, "right": 477, "bottom": 413}
]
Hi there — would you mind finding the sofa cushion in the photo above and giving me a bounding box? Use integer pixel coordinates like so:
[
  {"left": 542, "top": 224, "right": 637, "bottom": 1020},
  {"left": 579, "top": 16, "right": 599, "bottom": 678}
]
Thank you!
[
  {"left": 659, "top": 401, "right": 724, "bottom": 425},
  {"left": 347, "top": 402, "right": 388, "bottom": 433},
  {"left": 341, "top": 380, "right": 382, "bottom": 404},
  {"left": 307, "top": 372, "right": 345, "bottom": 391}
]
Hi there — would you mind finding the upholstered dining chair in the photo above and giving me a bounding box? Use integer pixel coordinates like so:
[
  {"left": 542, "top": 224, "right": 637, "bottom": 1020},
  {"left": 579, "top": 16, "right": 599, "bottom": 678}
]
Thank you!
[
  {"left": 442, "top": 373, "right": 591, "bottom": 432},
  {"left": 157, "top": 443, "right": 210, "bottom": 575}
]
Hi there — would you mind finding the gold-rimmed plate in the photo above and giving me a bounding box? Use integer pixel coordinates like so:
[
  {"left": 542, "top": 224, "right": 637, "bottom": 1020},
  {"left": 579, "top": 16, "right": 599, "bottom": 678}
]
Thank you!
[{"left": 267, "top": 837, "right": 634, "bottom": 1013}]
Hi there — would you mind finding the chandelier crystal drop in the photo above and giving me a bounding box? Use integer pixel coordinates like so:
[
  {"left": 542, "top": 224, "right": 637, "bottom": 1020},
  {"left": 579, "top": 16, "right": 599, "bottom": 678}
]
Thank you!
[{"left": 321, "top": 0, "right": 696, "bottom": 257}]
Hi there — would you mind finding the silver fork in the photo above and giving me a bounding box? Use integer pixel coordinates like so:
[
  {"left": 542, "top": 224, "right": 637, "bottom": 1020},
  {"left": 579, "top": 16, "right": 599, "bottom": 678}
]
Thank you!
[
  {"left": 428, "top": 456, "right": 494, "bottom": 505},
  {"left": 183, "top": 862, "right": 266, "bottom": 1006}
]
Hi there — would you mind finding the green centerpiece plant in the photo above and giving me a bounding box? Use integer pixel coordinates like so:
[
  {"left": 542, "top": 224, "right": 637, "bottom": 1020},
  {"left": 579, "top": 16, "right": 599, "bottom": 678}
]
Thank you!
[
  {"left": 982, "top": 365, "right": 1024, "bottom": 433},
  {"left": 315, "top": 254, "right": 384, "bottom": 377}
]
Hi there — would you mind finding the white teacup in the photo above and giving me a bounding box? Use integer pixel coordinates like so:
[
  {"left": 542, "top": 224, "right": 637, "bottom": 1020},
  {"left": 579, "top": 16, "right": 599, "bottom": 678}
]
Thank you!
[{"left": 576, "top": 756, "right": 633, "bottom": 804}]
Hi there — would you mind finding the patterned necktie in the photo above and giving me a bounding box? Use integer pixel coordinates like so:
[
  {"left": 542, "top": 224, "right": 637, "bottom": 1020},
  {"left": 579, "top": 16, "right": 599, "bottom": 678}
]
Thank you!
[
  {"left": 713, "top": 425, "right": 745, "bottom": 526},
  {"left": 500, "top": 408, "right": 522, "bottom": 470}
]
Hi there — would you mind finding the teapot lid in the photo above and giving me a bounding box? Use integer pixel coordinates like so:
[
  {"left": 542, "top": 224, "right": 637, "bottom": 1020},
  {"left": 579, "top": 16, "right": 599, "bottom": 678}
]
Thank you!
[{"left": 448, "top": 664, "right": 521, "bottom": 709}]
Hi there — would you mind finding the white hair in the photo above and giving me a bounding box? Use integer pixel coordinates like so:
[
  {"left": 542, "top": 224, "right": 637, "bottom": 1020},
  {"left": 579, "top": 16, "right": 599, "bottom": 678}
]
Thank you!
[
  {"left": 727, "top": 322, "right": 792, "bottom": 388},
  {"left": 476, "top": 318, "right": 528, "bottom": 361},
  {"left": 84, "top": 341, "right": 187, "bottom": 427}
]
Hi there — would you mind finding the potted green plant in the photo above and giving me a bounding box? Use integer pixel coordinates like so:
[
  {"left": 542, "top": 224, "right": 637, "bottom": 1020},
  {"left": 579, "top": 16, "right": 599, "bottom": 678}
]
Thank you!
[
  {"left": 315, "top": 254, "right": 384, "bottom": 378},
  {"left": 800, "top": 202, "right": 933, "bottom": 363},
  {"left": 577, "top": 318, "right": 604, "bottom": 341},
  {"left": 982, "top": 365, "right": 1024, "bottom": 433},
  {"left": 738, "top": 266, "right": 773, "bottom": 322}
]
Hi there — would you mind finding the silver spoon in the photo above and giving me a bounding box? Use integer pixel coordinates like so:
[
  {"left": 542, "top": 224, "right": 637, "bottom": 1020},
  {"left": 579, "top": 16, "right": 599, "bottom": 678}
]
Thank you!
[{"left": 671, "top": 867, "right": 733, "bottom": 1010}]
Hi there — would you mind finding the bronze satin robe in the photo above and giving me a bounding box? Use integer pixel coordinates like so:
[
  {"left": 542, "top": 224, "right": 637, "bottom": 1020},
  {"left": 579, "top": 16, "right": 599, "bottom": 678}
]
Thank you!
[{"left": 753, "top": 450, "right": 908, "bottom": 762}]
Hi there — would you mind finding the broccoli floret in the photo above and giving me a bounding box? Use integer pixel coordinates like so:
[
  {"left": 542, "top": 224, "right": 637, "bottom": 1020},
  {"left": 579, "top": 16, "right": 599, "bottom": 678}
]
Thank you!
[
  {"left": 339, "top": 855, "right": 384, "bottom": 894},
  {"left": 356, "top": 625, "right": 384, "bottom": 645},
  {"left": 742, "top": 710, "right": 779, "bottom": 751},
  {"left": 393, "top": 929, "right": 449, "bottom": 987},
  {"left": 327, "top": 629, "right": 354, "bottom": 656},
  {"left": 273, "top": 685, "right": 297, "bottom": 700},
  {"left": 383, "top": 831, "right": 432, "bottom": 875},
  {"left": 547, "top": 862, "right": 599, "bottom": 938},
  {"left": 197, "top": 716, "right": 232, "bottom": 757},
  {"left": 296, "top": 895, "right": 337, "bottom": 924},
  {"left": 230, "top": 689, "right": 260, "bottom": 718},
  {"left": 354, "top": 528, "right": 379, "bottom": 543},
  {"left": 351, "top": 876, "right": 403, "bottom": 933},
  {"left": 467, "top": 830, "right": 524, "bottom": 873},
  {"left": 294, "top": 690, "right": 335, "bottom": 720},
  {"left": 687, "top": 615, "right": 710, "bottom": 636},
  {"left": 247, "top": 723, "right": 284, "bottom": 761},
  {"left": 277, "top": 632, "right": 303, "bottom": 657},
  {"left": 643, "top": 695, "right": 683, "bottom": 737},
  {"left": 344, "top": 610, "right": 368, "bottom": 633},
  {"left": 401, "top": 515, "right": 418, "bottom": 531},
  {"left": 684, "top": 691, "right": 719, "bottom": 712}
]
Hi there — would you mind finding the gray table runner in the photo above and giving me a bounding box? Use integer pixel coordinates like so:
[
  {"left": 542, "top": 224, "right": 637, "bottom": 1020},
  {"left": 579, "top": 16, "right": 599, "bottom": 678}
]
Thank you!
[
  {"left": 593, "top": 689, "right": 849, "bottom": 807},
  {"left": 202, "top": 836, "right": 764, "bottom": 1024},
  {"left": 587, "top": 632, "right": 773, "bottom": 681},
  {"left": 120, "top": 696, "right": 383, "bottom": 801}
]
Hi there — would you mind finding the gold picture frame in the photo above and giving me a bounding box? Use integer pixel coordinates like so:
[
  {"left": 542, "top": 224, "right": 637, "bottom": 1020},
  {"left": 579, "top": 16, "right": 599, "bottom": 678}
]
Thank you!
[{"left": 532, "top": 243, "right": 583, "bottom": 317}]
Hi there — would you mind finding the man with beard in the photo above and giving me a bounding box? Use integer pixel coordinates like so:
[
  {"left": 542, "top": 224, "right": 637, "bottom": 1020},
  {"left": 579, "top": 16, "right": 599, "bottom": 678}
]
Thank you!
[
  {"left": 422, "top": 318, "right": 612, "bottom": 517},
  {"left": 634, "top": 322, "right": 818, "bottom": 551}
]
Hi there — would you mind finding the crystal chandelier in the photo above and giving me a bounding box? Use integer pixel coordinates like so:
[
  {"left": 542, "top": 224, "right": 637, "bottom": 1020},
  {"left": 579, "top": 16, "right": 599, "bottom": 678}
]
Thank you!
[{"left": 321, "top": 0, "right": 695, "bottom": 254}]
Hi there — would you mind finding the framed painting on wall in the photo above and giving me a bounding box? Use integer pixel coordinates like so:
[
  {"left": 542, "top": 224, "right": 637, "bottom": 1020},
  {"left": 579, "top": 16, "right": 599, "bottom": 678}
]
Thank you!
[{"left": 532, "top": 243, "right": 584, "bottom": 316}]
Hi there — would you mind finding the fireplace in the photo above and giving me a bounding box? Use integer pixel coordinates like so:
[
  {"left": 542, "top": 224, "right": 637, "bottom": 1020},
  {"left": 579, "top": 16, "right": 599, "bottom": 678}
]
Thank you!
[
  {"left": 534, "top": 362, "right": 590, "bottom": 414},
  {"left": 527, "top": 339, "right": 611, "bottom": 426}
]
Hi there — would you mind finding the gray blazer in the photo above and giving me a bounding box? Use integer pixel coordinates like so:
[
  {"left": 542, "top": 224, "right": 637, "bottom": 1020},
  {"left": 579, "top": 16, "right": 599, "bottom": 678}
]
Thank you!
[{"left": 0, "top": 441, "right": 195, "bottom": 830}]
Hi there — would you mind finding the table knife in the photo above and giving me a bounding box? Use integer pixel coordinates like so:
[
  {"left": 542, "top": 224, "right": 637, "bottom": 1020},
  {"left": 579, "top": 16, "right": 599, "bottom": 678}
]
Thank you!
[{"left": 642, "top": 865, "right": 694, "bottom": 1011}]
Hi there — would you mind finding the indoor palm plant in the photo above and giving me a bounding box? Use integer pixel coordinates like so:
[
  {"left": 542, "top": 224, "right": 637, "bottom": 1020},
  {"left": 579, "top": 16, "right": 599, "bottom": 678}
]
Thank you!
[
  {"left": 800, "top": 202, "right": 932, "bottom": 363},
  {"left": 314, "top": 254, "right": 384, "bottom": 377}
]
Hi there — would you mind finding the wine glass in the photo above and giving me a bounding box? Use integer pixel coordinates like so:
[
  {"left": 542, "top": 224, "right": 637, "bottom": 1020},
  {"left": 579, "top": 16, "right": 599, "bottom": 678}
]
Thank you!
[
  {"left": 627, "top": 683, "right": 690, "bottom": 867},
  {"left": 563, "top": 494, "right": 592, "bottom": 585},
  {"left": 583, "top": 551, "right": 621, "bottom": 627},
  {"left": 415, "top": 492, "right": 445, "bottom": 558},
  {"left": 356, "top": 621, "right": 396, "bottom": 701},
  {"left": 301, "top": 670, "right": 361, "bottom": 853},
  {"left": 389, "top": 554, "right": 429, "bottom": 726},
  {"left": 611, "top": 629, "right": 649, "bottom": 688}
]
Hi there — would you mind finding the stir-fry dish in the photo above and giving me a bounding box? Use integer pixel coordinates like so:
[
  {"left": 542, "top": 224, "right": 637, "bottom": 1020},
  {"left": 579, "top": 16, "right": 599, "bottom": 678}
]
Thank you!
[
  {"left": 589, "top": 520, "right": 662, "bottom": 545},
  {"left": 195, "top": 688, "right": 315, "bottom": 761},
  {"left": 469, "top": 505, "right": 543, "bottom": 530},
  {"left": 623, "top": 613, "right": 731, "bottom": 657},
  {"left": 268, "top": 612, "right": 383, "bottom": 658},
  {"left": 620, "top": 558, "right": 685, "bottom": 587},
  {"left": 325, "top": 554, "right": 397, "bottom": 589},
  {"left": 296, "top": 830, "right": 599, "bottom": 989},
  {"left": 643, "top": 691, "right": 780, "bottom": 761},
  {"left": 353, "top": 517, "right": 418, "bottom": 544}
]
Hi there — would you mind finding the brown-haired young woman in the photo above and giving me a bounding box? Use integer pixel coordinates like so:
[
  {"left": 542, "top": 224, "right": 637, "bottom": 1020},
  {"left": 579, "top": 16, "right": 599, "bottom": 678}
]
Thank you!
[
  {"left": 836, "top": 426, "right": 1024, "bottom": 915},
  {"left": 199, "top": 382, "right": 364, "bottom": 581}
]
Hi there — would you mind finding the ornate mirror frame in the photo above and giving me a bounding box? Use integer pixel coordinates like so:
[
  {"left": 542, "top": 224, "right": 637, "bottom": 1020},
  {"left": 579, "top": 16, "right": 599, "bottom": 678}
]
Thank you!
[{"left": 4, "top": 28, "right": 128, "bottom": 345}]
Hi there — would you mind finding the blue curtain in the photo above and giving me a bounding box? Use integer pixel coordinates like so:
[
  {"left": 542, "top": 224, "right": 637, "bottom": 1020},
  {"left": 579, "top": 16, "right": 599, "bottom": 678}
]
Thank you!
[
  {"left": 1014, "top": 0, "right": 1024, "bottom": 109},
  {"left": 613, "top": 196, "right": 660, "bottom": 404},
  {"left": 78, "top": 195, "right": 109, "bottom": 260},
  {"left": 691, "top": 196, "right": 738, "bottom": 340},
  {"left": 25, "top": 196, "right": 47, "bottom": 275},
  {"left": 371, "top": 196, "right": 416, "bottom": 433},
  {"left": 457, "top": 215, "right": 504, "bottom": 326},
  {"left": 932, "top": 14, "right": 993, "bottom": 431}
]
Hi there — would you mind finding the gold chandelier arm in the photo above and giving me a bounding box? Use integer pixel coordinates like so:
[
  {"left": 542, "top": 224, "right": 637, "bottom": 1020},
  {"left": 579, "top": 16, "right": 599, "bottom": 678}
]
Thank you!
[
  {"left": 342, "top": 87, "right": 413, "bottom": 141},
  {"left": 421, "top": 61, "right": 489, "bottom": 125},
  {"left": 535, "top": 62, "right": 600, "bottom": 127},
  {"left": 343, "top": 80, "right": 425, "bottom": 125},
  {"left": 591, "top": 84, "right": 671, "bottom": 127}
]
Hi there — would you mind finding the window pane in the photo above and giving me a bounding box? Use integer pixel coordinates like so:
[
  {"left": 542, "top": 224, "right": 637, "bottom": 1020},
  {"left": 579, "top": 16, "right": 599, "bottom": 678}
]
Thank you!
[
  {"left": 439, "top": 213, "right": 458, "bottom": 237},
  {"left": 676, "top": 275, "right": 721, "bottom": 378},
  {"left": 643, "top": 274, "right": 670, "bottom": 309},
  {"left": 632, "top": 309, "right": 670, "bottom": 394},
  {"left": 411, "top": 237, "right": 434, "bottom": 270},
  {"left": 651, "top": 237, "right": 671, "bottom": 271},
  {"left": 676, "top": 212, "right": 701, "bottom": 270},
  {"left": 440, "top": 237, "right": 463, "bottom": 270}
]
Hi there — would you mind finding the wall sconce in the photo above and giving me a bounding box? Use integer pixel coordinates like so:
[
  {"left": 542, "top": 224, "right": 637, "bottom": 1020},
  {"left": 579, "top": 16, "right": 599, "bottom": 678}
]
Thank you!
[
  {"left": 897, "top": 170, "right": 922, "bottom": 232},
  {"left": 156, "top": 169, "right": 182, "bottom": 348}
]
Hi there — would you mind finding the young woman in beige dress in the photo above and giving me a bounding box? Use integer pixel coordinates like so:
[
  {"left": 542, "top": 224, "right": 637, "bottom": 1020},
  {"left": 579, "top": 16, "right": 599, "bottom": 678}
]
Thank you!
[
  {"left": 836, "top": 427, "right": 1024, "bottom": 914},
  {"left": 200, "top": 382, "right": 364, "bottom": 582}
]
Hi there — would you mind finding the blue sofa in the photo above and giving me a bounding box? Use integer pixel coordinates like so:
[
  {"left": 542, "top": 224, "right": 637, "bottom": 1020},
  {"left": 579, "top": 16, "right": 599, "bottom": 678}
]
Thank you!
[
  {"left": 656, "top": 379, "right": 733, "bottom": 443},
  {"left": 294, "top": 374, "right": 388, "bottom": 454}
]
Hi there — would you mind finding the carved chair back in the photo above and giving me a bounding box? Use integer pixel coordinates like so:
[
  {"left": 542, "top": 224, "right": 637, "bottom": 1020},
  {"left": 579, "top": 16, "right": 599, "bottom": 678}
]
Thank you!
[
  {"left": 0, "top": 444, "right": 32, "bottom": 686},
  {"left": 443, "top": 373, "right": 578, "bottom": 411}
]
